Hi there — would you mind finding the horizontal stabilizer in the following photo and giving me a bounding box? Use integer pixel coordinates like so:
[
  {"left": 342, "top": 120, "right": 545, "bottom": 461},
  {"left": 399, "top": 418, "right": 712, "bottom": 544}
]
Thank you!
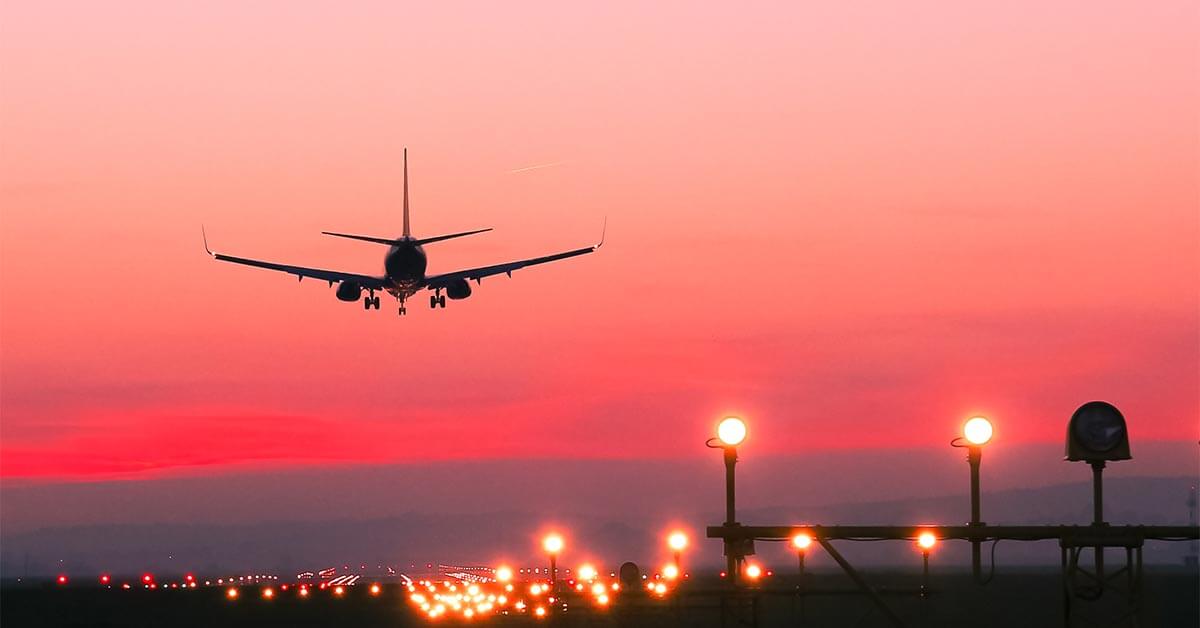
[{"left": 321, "top": 228, "right": 492, "bottom": 246}]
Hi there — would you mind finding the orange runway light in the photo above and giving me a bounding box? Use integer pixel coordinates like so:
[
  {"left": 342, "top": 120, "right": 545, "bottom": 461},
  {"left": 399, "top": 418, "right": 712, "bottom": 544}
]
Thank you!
[
  {"left": 744, "top": 564, "right": 763, "bottom": 580},
  {"left": 226, "top": 587, "right": 238, "bottom": 599},
  {"left": 495, "top": 566, "right": 513, "bottom": 582},
  {"left": 369, "top": 583, "right": 381, "bottom": 595},
  {"left": 668, "top": 531, "right": 688, "bottom": 551},
  {"left": 663, "top": 564, "right": 679, "bottom": 580},
  {"left": 262, "top": 587, "right": 274, "bottom": 599},
  {"left": 577, "top": 564, "right": 597, "bottom": 581},
  {"left": 542, "top": 534, "right": 564, "bottom": 554},
  {"left": 333, "top": 585, "right": 345, "bottom": 596},
  {"left": 917, "top": 531, "right": 938, "bottom": 551}
]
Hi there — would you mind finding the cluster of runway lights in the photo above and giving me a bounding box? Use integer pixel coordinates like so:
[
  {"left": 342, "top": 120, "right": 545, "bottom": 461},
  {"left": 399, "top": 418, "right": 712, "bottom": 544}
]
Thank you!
[
  {"left": 711, "top": 415, "right": 996, "bottom": 582},
  {"left": 405, "top": 532, "right": 689, "bottom": 621},
  {"left": 53, "top": 416, "right": 996, "bottom": 619}
]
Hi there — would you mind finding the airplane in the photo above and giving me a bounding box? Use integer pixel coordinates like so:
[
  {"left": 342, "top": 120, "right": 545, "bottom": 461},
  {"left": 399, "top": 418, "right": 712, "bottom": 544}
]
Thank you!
[{"left": 203, "top": 149, "right": 603, "bottom": 316}]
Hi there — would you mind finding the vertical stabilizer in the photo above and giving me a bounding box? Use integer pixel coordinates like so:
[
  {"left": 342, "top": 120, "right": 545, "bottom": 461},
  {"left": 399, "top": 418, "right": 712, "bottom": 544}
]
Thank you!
[{"left": 402, "top": 148, "right": 411, "bottom": 237}]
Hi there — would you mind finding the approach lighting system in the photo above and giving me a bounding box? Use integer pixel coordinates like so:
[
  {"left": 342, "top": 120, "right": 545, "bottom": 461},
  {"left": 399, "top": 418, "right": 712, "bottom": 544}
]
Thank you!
[
  {"left": 717, "top": 417, "right": 747, "bottom": 447},
  {"left": 963, "top": 417, "right": 993, "bottom": 446},
  {"left": 668, "top": 531, "right": 688, "bottom": 552},
  {"left": 917, "top": 531, "right": 937, "bottom": 551},
  {"left": 1066, "top": 401, "right": 1130, "bottom": 463}
]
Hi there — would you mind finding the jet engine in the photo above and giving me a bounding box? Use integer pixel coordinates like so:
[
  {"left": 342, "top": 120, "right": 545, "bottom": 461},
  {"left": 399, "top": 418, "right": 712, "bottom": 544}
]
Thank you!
[
  {"left": 335, "top": 281, "right": 363, "bottom": 302},
  {"left": 445, "top": 278, "right": 472, "bottom": 300}
]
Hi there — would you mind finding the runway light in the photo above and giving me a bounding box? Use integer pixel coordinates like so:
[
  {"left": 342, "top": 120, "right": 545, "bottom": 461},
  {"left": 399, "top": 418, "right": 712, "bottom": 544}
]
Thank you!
[
  {"left": 299, "top": 587, "right": 309, "bottom": 597},
  {"left": 653, "top": 582, "right": 667, "bottom": 595},
  {"left": 668, "top": 531, "right": 688, "bottom": 551},
  {"left": 370, "top": 583, "right": 381, "bottom": 595},
  {"left": 744, "top": 564, "right": 762, "bottom": 580},
  {"left": 577, "top": 564, "right": 597, "bottom": 581},
  {"left": 56, "top": 575, "right": 68, "bottom": 585},
  {"left": 99, "top": 574, "right": 111, "bottom": 585},
  {"left": 262, "top": 587, "right": 274, "bottom": 599},
  {"left": 226, "top": 587, "right": 238, "bottom": 599},
  {"left": 542, "top": 534, "right": 564, "bottom": 554},
  {"left": 717, "top": 417, "right": 747, "bottom": 446},
  {"left": 495, "top": 566, "right": 513, "bottom": 582},
  {"left": 334, "top": 586, "right": 345, "bottom": 596},
  {"left": 792, "top": 532, "right": 813, "bottom": 551},
  {"left": 964, "top": 417, "right": 993, "bottom": 446},
  {"left": 663, "top": 564, "right": 679, "bottom": 580},
  {"left": 142, "top": 574, "right": 154, "bottom": 584},
  {"left": 534, "top": 606, "right": 547, "bottom": 618},
  {"left": 917, "top": 531, "right": 938, "bottom": 551}
]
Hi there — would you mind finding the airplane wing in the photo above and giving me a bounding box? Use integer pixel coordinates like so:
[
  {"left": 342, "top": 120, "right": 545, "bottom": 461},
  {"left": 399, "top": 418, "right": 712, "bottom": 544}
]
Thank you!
[
  {"left": 204, "top": 230, "right": 388, "bottom": 289},
  {"left": 424, "top": 225, "right": 604, "bottom": 289}
]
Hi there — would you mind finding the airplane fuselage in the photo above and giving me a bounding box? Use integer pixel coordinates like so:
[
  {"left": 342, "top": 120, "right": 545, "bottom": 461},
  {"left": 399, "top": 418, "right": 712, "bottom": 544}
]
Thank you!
[{"left": 383, "top": 238, "right": 427, "bottom": 297}]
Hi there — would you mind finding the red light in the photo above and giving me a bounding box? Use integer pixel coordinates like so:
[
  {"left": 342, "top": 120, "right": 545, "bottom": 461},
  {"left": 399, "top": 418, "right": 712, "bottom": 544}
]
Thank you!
[
  {"left": 142, "top": 574, "right": 154, "bottom": 584},
  {"left": 100, "top": 574, "right": 111, "bottom": 584},
  {"left": 185, "top": 573, "right": 195, "bottom": 582},
  {"left": 719, "top": 571, "right": 727, "bottom": 578},
  {"left": 57, "top": 575, "right": 68, "bottom": 585}
]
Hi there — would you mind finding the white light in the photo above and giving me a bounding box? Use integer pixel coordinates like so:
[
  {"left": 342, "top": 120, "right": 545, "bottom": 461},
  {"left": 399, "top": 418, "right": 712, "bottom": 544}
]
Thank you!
[
  {"left": 964, "top": 417, "right": 993, "bottom": 446},
  {"left": 717, "top": 417, "right": 747, "bottom": 446}
]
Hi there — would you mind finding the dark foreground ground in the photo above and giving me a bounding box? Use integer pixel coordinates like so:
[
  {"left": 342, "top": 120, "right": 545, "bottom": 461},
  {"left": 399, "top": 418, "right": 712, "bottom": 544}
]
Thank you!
[{"left": 2, "top": 568, "right": 1197, "bottom": 627}]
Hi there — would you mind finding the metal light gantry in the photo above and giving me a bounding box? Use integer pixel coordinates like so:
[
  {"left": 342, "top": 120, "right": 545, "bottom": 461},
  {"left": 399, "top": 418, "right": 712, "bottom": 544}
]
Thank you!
[{"left": 704, "top": 405, "right": 1200, "bottom": 628}]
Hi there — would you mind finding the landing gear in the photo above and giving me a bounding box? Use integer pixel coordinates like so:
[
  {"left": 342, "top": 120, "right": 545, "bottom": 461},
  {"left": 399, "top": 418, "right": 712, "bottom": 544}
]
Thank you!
[
  {"left": 398, "top": 305, "right": 407, "bottom": 316},
  {"left": 430, "top": 293, "right": 447, "bottom": 309},
  {"left": 364, "top": 294, "right": 381, "bottom": 310}
]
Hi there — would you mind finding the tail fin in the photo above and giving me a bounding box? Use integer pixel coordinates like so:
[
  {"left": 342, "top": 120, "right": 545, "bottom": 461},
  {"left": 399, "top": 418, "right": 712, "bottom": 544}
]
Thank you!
[{"left": 402, "top": 148, "right": 411, "bottom": 238}]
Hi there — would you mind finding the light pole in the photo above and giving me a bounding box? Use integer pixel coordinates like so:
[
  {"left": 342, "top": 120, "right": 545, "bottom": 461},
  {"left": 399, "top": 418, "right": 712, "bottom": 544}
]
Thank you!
[
  {"left": 791, "top": 532, "right": 813, "bottom": 621},
  {"left": 917, "top": 531, "right": 937, "bottom": 601},
  {"left": 542, "top": 534, "right": 563, "bottom": 592},
  {"left": 708, "top": 416, "right": 747, "bottom": 585},
  {"left": 953, "top": 416, "right": 993, "bottom": 580},
  {"left": 668, "top": 531, "right": 688, "bottom": 574}
]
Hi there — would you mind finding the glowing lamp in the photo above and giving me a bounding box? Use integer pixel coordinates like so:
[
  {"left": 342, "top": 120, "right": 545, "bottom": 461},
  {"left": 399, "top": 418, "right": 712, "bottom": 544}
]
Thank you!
[
  {"left": 917, "top": 531, "right": 937, "bottom": 551},
  {"left": 668, "top": 531, "right": 688, "bottom": 551},
  {"left": 226, "top": 587, "right": 238, "bottom": 599},
  {"left": 99, "top": 574, "right": 110, "bottom": 585},
  {"left": 662, "top": 564, "right": 679, "bottom": 580},
  {"left": 542, "top": 534, "right": 564, "bottom": 554},
  {"left": 495, "top": 566, "right": 513, "bottom": 582},
  {"left": 370, "top": 583, "right": 381, "bottom": 595},
  {"left": 791, "top": 532, "right": 813, "bottom": 551},
  {"left": 577, "top": 564, "right": 597, "bottom": 581},
  {"left": 963, "top": 417, "right": 993, "bottom": 446},
  {"left": 56, "top": 575, "right": 68, "bottom": 585},
  {"left": 744, "top": 564, "right": 762, "bottom": 579},
  {"left": 262, "top": 587, "right": 274, "bottom": 599},
  {"left": 717, "top": 417, "right": 747, "bottom": 446},
  {"left": 334, "top": 586, "right": 345, "bottom": 596}
]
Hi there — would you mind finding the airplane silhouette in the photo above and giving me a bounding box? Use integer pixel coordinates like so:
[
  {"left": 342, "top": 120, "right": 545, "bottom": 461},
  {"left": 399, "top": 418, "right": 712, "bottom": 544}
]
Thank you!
[{"left": 204, "top": 149, "right": 603, "bottom": 315}]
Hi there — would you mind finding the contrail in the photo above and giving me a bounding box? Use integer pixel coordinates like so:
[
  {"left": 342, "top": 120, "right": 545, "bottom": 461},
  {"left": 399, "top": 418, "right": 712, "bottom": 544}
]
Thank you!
[{"left": 508, "top": 161, "right": 565, "bottom": 174}]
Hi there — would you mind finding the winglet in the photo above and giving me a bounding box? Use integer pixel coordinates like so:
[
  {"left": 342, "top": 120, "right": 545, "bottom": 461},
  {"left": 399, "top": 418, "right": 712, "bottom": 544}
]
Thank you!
[
  {"left": 201, "top": 226, "right": 214, "bottom": 257},
  {"left": 595, "top": 216, "right": 607, "bottom": 249}
]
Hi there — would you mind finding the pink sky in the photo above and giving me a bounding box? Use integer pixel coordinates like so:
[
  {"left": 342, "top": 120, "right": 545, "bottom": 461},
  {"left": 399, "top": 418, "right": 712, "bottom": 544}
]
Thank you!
[{"left": 1, "top": 1, "right": 1196, "bottom": 481}]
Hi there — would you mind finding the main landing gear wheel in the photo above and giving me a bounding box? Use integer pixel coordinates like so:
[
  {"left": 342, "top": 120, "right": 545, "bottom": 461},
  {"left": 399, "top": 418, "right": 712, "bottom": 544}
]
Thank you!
[
  {"left": 430, "top": 295, "right": 438, "bottom": 309},
  {"left": 398, "top": 306, "right": 407, "bottom": 316},
  {"left": 364, "top": 295, "right": 381, "bottom": 310},
  {"left": 438, "top": 295, "right": 446, "bottom": 308}
]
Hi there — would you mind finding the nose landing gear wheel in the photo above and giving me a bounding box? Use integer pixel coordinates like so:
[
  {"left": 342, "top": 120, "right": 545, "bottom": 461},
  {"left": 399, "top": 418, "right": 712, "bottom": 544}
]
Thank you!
[{"left": 398, "top": 306, "right": 406, "bottom": 316}]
